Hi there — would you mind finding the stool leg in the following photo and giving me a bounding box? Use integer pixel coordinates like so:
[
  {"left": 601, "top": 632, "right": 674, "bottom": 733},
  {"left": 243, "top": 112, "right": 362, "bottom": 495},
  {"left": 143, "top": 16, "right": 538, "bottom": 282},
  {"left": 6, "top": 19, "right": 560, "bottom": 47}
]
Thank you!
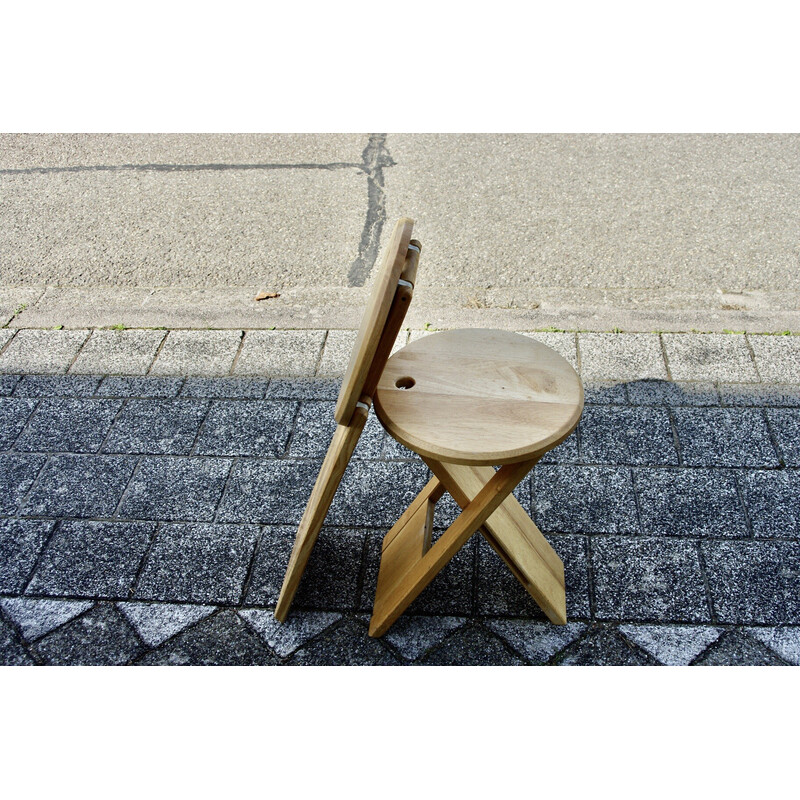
[
  {"left": 369, "top": 458, "right": 535, "bottom": 637},
  {"left": 428, "top": 460, "right": 567, "bottom": 625}
]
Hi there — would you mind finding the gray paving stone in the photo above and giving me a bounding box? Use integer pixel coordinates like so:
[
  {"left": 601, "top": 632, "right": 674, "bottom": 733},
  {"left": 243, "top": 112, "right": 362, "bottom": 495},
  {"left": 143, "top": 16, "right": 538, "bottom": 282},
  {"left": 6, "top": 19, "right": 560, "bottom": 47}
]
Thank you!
[
  {"left": 484, "top": 619, "right": 588, "bottom": 664},
  {"left": 663, "top": 333, "right": 758, "bottom": 382},
  {"left": 556, "top": 626, "right": 658, "bottom": 665},
  {"left": 239, "top": 609, "right": 341, "bottom": 657},
  {"left": 381, "top": 615, "right": 467, "bottom": 661},
  {"left": 417, "top": 624, "right": 528, "bottom": 665},
  {"left": 288, "top": 617, "right": 401, "bottom": 666},
  {"left": 0, "top": 597, "right": 93, "bottom": 641},
  {"left": 618, "top": 624, "right": 723, "bottom": 665},
  {"left": 240, "top": 525, "right": 292, "bottom": 606},
  {"left": 476, "top": 534, "right": 590, "bottom": 619},
  {"left": 97, "top": 376, "right": 184, "bottom": 397},
  {"left": 181, "top": 377, "right": 270, "bottom": 399},
  {"left": 0, "top": 454, "right": 46, "bottom": 515},
  {"left": 217, "top": 460, "right": 322, "bottom": 525},
  {"left": 149, "top": 330, "right": 242, "bottom": 377},
  {"left": 117, "top": 601, "right": 217, "bottom": 648},
  {"left": 234, "top": 330, "right": 326, "bottom": 378},
  {"left": 15, "top": 398, "right": 122, "bottom": 453},
  {"left": 317, "top": 330, "right": 357, "bottom": 378},
  {"left": 326, "top": 460, "right": 430, "bottom": 528},
  {"left": 0, "top": 329, "right": 14, "bottom": 349},
  {"left": 265, "top": 378, "right": 339, "bottom": 401},
  {"left": 0, "top": 374, "right": 21, "bottom": 396},
  {"left": 103, "top": 399, "right": 209, "bottom": 455},
  {"left": 32, "top": 603, "right": 144, "bottom": 665},
  {"left": 747, "top": 334, "right": 800, "bottom": 383},
  {"left": 27, "top": 520, "right": 154, "bottom": 598},
  {"left": 581, "top": 381, "right": 629, "bottom": 405},
  {"left": 288, "top": 401, "right": 385, "bottom": 460},
  {"left": 359, "top": 533, "right": 474, "bottom": 617},
  {"left": 0, "top": 613, "right": 35, "bottom": 665},
  {"left": 701, "top": 540, "right": 800, "bottom": 624},
  {"left": 119, "top": 456, "right": 232, "bottom": 521},
  {"left": 23, "top": 455, "right": 137, "bottom": 518},
  {"left": 246, "top": 526, "right": 365, "bottom": 610},
  {"left": 381, "top": 432, "right": 417, "bottom": 460},
  {"left": 592, "top": 537, "right": 710, "bottom": 622},
  {"left": 579, "top": 406, "right": 678, "bottom": 466},
  {"left": 767, "top": 409, "right": 800, "bottom": 466},
  {"left": 673, "top": 408, "right": 780, "bottom": 467},
  {"left": 719, "top": 383, "right": 800, "bottom": 407},
  {"left": 533, "top": 465, "right": 639, "bottom": 534},
  {"left": 0, "top": 519, "right": 55, "bottom": 593},
  {"left": 738, "top": 471, "right": 800, "bottom": 538},
  {"left": 539, "top": 430, "right": 579, "bottom": 465},
  {"left": 195, "top": 400, "right": 296, "bottom": 457},
  {"left": 626, "top": 379, "right": 720, "bottom": 406},
  {"left": 0, "top": 398, "right": 37, "bottom": 449},
  {"left": 634, "top": 468, "right": 748, "bottom": 537},
  {"left": 691, "top": 629, "right": 788, "bottom": 665},
  {"left": 135, "top": 523, "right": 259, "bottom": 604},
  {"left": 0, "top": 329, "right": 89, "bottom": 374},
  {"left": 136, "top": 609, "right": 277, "bottom": 666},
  {"left": 70, "top": 329, "right": 166, "bottom": 375},
  {"left": 578, "top": 333, "right": 667, "bottom": 381},
  {"left": 13, "top": 375, "right": 101, "bottom": 397},
  {"left": 519, "top": 332, "right": 579, "bottom": 371},
  {"left": 745, "top": 627, "right": 800, "bottom": 665}
]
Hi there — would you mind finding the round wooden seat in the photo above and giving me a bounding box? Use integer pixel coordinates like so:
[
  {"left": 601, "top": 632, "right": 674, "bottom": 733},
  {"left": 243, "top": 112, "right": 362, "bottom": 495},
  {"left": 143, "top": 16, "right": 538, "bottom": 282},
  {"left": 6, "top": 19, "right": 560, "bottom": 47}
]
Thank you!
[{"left": 374, "top": 329, "right": 584, "bottom": 466}]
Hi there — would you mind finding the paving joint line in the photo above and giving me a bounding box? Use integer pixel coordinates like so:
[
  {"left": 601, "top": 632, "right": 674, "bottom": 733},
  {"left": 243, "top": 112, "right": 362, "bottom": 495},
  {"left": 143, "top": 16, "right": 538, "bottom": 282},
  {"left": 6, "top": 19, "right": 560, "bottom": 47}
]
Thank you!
[
  {"left": 0, "top": 162, "right": 363, "bottom": 176},
  {"left": 7, "top": 396, "right": 43, "bottom": 455},
  {"left": 19, "top": 517, "right": 62, "bottom": 596},
  {"left": 743, "top": 333, "right": 763, "bottom": 382},
  {"left": 585, "top": 534, "right": 598, "bottom": 623},
  {"left": 211, "top": 457, "right": 238, "bottom": 524},
  {"left": 658, "top": 333, "right": 673, "bottom": 381},
  {"left": 228, "top": 330, "right": 246, "bottom": 376},
  {"left": 312, "top": 329, "right": 330, "bottom": 378},
  {"left": 129, "top": 522, "right": 162, "bottom": 600},
  {"left": 237, "top": 525, "right": 266, "bottom": 606},
  {"left": 146, "top": 331, "right": 171, "bottom": 375},
  {"left": 97, "top": 397, "right": 129, "bottom": 454},
  {"left": 62, "top": 330, "right": 92, "bottom": 374},
  {"left": 187, "top": 399, "right": 214, "bottom": 457},
  {"left": 694, "top": 540, "right": 719, "bottom": 625},
  {"left": 0, "top": 329, "right": 18, "bottom": 354},
  {"left": 110, "top": 455, "right": 144, "bottom": 519},
  {"left": 731, "top": 471, "right": 756, "bottom": 539},
  {"left": 760, "top": 408, "right": 786, "bottom": 468}
]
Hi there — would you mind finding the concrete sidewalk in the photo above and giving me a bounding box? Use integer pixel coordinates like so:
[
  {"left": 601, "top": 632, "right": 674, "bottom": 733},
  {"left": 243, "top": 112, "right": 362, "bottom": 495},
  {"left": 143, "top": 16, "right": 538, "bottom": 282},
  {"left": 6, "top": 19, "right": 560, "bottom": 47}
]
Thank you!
[
  {"left": 1, "top": 329, "right": 798, "bottom": 665},
  {"left": 2, "top": 133, "right": 800, "bottom": 334}
]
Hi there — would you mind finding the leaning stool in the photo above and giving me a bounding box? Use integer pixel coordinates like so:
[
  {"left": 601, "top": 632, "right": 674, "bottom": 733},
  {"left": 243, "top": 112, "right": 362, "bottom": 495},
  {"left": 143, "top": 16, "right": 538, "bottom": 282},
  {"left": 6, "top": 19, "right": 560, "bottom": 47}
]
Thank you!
[{"left": 274, "top": 217, "right": 584, "bottom": 637}]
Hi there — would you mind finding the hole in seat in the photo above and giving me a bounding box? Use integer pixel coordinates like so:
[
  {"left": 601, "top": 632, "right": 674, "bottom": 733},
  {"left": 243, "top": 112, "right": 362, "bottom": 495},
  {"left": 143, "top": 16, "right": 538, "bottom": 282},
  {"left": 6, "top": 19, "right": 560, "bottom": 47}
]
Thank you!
[{"left": 395, "top": 376, "right": 416, "bottom": 390}]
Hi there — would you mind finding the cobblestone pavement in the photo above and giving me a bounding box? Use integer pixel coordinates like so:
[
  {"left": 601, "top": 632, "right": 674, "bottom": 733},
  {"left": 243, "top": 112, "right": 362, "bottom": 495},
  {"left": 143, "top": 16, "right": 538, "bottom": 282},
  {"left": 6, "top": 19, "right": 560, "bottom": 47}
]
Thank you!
[{"left": 1, "top": 329, "right": 799, "bottom": 665}]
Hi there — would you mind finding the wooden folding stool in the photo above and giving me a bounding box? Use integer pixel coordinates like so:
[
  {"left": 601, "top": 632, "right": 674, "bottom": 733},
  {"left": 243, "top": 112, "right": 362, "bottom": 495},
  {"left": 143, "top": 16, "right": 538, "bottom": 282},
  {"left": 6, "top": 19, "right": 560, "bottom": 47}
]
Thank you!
[{"left": 274, "top": 218, "right": 584, "bottom": 637}]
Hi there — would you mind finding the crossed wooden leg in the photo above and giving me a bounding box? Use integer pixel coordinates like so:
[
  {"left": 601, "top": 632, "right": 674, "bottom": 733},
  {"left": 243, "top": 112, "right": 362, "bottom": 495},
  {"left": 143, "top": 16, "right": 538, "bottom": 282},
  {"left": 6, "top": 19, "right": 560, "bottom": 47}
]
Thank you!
[{"left": 369, "top": 456, "right": 567, "bottom": 637}]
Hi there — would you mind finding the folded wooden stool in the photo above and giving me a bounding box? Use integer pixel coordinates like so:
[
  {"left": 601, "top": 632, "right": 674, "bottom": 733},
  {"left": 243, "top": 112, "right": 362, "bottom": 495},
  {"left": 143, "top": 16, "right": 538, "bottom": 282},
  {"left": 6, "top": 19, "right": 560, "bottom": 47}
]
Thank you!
[{"left": 274, "top": 217, "right": 584, "bottom": 637}]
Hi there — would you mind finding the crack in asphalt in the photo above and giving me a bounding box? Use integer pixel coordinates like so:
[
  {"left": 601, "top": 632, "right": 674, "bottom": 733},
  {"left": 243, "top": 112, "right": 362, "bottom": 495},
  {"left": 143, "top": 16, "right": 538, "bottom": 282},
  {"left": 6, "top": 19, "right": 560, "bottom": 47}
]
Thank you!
[{"left": 347, "top": 134, "right": 396, "bottom": 287}]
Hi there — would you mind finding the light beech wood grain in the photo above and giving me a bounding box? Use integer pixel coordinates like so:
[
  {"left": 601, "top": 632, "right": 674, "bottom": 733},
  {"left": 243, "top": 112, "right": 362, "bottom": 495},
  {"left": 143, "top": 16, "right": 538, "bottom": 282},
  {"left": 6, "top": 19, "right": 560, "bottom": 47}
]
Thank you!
[
  {"left": 334, "top": 217, "right": 414, "bottom": 424},
  {"left": 374, "top": 328, "right": 583, "bottom": 465}
]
